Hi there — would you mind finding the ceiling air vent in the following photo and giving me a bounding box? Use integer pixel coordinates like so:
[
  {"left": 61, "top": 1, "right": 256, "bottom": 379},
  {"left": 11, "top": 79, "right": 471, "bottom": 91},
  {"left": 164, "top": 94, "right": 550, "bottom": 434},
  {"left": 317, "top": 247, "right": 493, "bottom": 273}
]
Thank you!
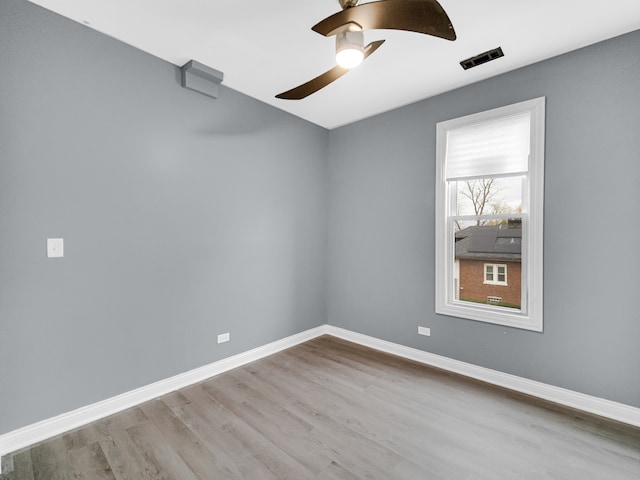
[{"left": 460, "top": 47, "right": 504, "bottom": 70}]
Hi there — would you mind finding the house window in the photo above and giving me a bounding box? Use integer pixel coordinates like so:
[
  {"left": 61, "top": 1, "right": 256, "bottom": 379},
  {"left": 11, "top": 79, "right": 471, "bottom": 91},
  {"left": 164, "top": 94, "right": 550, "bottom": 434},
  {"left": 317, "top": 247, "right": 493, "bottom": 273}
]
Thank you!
[
  {"left": 435, "top": 98, "right": 545, "bottom": 331},
  {"left": 484, "top": 264, "right": 507, "bottom": 285}
]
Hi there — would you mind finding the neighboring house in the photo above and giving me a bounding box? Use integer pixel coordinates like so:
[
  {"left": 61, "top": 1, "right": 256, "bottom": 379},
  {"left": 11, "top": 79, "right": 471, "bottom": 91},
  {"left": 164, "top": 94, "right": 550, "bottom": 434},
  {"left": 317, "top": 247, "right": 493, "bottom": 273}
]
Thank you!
[{"left": 454, "top": 222, "right": 522, "bottom": 308}]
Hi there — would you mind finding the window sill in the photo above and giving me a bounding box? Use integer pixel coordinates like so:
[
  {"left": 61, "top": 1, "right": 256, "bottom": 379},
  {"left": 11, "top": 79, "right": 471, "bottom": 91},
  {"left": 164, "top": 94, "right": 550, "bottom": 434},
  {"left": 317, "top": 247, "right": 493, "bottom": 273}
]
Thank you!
[{"left": 436, "top": 301, "right": 542, "bottom": 332}]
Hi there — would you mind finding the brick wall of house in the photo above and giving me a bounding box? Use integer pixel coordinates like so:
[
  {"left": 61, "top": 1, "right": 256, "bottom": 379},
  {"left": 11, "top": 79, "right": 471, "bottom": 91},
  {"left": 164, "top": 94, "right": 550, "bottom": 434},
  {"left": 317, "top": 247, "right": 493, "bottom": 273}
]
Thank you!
[{"left": 458, "top": 259, "right": 522, "bottom": 307}]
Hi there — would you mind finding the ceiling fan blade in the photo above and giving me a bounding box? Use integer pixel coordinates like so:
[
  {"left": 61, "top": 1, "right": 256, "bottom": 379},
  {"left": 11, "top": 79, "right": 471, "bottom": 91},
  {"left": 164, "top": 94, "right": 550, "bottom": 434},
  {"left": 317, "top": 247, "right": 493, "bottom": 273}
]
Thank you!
[
  {"left": 276, "top": 40, "right": 385, "bottom": 100},
  {"left": 312, "top": 0, "right": 456, "bottom": 41},
  {"left": 276, "top": 66, "right": 348, "bottom": 101}
]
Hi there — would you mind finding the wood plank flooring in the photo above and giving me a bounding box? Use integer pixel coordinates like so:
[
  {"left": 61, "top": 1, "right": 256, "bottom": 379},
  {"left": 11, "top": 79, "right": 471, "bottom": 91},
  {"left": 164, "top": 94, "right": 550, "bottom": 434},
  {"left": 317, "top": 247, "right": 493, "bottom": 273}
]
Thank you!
[{"left": 2, "top": 335, "right": 639, "bottom": 479}]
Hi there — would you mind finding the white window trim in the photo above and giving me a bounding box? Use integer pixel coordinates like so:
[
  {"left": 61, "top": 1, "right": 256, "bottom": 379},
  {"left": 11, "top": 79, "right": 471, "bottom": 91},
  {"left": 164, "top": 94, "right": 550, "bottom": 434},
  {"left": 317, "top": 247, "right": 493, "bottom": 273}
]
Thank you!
[
  {"left": 484, "top": 263, "right": 508, "bottom": 286},
  {"left": 435, "top": 97, "right": 544, "bottom": 332}
]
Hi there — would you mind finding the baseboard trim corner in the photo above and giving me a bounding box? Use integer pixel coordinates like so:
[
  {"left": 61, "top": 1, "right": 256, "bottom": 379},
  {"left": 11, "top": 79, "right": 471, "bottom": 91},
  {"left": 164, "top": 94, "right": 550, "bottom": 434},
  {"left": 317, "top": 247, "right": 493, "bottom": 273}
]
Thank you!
[
  {"left": 325, "top": 325, "right": 640, "bottom": 428},
  {"left": 0, "top": 325, "right": 329, "bottom": 473}
]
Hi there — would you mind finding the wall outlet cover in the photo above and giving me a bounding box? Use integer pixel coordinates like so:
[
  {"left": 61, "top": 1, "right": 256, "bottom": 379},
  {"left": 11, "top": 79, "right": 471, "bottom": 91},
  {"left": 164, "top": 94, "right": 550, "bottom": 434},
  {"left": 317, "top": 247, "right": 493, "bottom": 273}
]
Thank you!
[
  {"left": 418, "top": 326, "right": 431, "bottom": 336},
  {"left": 47, "top": 238, "right": 64, "bottom": 258}
]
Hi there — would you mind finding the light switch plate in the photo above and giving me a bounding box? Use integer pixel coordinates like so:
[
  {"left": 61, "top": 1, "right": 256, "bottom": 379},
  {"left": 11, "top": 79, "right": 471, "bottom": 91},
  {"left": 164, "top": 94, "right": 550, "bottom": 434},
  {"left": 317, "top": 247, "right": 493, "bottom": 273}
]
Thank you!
[{"left": 47, "top": 238, "right": 64, "bottom": 258}]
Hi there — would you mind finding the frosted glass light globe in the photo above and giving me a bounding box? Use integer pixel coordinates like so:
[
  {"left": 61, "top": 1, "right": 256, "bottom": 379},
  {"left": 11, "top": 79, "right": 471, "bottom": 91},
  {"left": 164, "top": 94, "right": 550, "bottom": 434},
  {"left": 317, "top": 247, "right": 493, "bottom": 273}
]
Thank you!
[
  {"left": 336, "top": 30, "right": 364, "bottom": 69},
  {"left": 336, "top": 47, "right": 364, "bottom": 69}
]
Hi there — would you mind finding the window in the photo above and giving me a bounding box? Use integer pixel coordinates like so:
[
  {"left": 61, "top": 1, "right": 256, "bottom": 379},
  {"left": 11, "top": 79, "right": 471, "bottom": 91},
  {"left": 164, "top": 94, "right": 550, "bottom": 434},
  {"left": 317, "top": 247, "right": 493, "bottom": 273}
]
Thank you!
[
  {"left": 484, "top": 264, "right": 507, "bottom": 285},
  {"left": 435, "top": 98, "right": 545, "bottom": 331}
]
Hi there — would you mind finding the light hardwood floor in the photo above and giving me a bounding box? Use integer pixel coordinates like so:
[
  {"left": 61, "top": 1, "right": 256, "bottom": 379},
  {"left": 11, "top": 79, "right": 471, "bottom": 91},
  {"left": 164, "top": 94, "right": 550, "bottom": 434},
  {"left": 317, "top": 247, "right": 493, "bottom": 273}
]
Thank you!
[{"left": 2, "top": 335, "right": 639, "bottom": 479}]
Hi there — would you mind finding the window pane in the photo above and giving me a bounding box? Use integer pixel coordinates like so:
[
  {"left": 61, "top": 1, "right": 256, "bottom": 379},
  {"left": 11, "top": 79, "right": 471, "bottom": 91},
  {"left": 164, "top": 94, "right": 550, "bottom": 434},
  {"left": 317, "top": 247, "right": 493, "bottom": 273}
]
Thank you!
[
  {"left": 453, "top": 222, "right": 522, "bottom": 310},
  {"left": 454, "top": 176, "right": 524, "bottom": 217}
]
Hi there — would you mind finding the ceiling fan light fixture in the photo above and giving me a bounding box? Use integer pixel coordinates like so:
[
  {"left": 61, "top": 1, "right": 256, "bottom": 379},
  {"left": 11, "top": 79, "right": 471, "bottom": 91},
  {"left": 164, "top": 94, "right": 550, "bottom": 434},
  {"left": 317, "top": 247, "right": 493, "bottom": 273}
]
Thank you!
[
  {"left": 278, "top": 0, "right": 457, "bottom": 99},
  {"left": 335, "top": 30, "right": 364, "bottom": 69}
]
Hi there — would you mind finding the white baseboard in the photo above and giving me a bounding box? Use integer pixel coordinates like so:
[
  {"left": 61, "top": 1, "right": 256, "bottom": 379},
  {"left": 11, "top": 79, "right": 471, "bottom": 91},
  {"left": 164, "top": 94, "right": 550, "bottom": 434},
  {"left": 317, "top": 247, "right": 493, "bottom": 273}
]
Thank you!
[
  {"left": 2, "top": 324, "right": 639, "bottom": 474},
  {"left": 0, "top": 325, "right": 329, "bottom": 473},
  {"left": 325, "top": 325, "right": 640, "bottom": 428}
]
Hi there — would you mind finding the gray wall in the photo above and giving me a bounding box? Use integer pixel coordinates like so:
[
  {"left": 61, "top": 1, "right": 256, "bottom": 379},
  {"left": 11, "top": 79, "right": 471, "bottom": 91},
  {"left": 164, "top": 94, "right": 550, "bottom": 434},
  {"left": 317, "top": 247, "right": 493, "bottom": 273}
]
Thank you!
[
  {"left": 0, "top": 0, "right": 328, "bottom": 434},
  {"left": 327, "top": 29, "right": 640, "bottom": 407}
]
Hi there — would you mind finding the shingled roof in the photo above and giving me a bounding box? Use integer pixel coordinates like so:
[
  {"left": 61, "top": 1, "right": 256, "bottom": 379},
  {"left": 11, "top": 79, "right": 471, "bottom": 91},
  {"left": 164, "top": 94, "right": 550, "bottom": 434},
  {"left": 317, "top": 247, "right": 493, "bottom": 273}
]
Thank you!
[{"left": 455, "top": 224, "right": 522, "bottom": 261}]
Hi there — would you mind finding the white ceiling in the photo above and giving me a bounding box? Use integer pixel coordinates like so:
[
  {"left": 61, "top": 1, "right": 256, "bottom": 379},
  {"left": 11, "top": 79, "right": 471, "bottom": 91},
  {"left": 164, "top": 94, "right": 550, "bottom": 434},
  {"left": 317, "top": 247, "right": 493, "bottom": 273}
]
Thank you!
[{"left": 29, "top": 0, "right": 640, "bottom": 129}]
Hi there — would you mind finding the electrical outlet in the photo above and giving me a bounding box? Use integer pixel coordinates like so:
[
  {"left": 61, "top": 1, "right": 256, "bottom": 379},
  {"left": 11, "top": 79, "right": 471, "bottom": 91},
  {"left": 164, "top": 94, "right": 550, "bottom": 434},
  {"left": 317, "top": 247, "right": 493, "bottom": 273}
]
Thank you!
[
  {"left": 217, "top": 332, "right": 230, "bottom": 344},
  {"left": 418, "top": 326, "right": 431, "bottom": 336}
]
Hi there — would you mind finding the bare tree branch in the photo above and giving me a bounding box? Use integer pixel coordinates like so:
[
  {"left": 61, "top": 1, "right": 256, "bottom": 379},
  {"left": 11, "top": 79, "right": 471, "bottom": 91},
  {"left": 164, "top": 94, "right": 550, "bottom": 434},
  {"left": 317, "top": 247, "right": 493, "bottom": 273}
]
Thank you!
[{"left": 460, "top": 178, "right": 500, "bottom": 225}]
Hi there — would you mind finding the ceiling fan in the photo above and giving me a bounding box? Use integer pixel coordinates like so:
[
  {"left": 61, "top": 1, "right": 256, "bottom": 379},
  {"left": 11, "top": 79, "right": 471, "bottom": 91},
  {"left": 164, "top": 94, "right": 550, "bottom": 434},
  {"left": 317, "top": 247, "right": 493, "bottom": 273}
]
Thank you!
[{"left": 276, "top": 0, "right": 456, "bottom": 100}]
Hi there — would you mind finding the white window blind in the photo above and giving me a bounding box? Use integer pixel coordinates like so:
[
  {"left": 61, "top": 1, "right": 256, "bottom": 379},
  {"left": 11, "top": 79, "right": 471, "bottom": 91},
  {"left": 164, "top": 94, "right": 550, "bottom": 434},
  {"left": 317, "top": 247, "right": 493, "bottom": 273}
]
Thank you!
[{"left": 445, "top": 112, "right": 530, "bottom": 180}]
